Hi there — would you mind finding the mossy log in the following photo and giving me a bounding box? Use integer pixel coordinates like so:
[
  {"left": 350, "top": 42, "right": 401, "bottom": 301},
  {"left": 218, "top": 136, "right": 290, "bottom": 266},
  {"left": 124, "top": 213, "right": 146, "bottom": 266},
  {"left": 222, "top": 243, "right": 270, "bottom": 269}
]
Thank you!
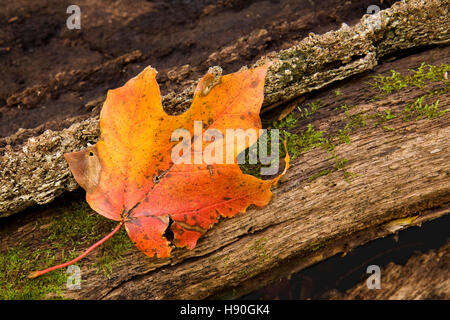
[
  {"left": 1, "top": 0, "right": 449, "bottom": 217},
  {"left": 75, "top": 46, "right": 450, "bottom": 299},
  {"left": 1, "top": 43, "right": 447, "bottom": 299},
  {"left": 0, "top": 0, "right": 449, "bottom": 300}
]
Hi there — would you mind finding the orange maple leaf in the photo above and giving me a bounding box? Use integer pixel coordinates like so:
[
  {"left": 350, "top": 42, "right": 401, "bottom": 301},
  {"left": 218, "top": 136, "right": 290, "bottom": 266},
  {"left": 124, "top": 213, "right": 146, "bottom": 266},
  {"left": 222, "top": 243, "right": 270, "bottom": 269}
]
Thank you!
[{"left": 29, "top": 64, "right": 288, "bottom": 278}]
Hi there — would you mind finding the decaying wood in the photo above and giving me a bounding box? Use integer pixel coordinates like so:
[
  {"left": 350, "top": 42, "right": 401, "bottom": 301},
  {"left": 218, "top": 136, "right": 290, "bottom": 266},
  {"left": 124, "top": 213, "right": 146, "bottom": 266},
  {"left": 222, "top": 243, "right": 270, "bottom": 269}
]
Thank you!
[
  {"left": 327, "top": 240, "right": 450, "bottom": 300},
  {"left": 0, "top": 44, "right": 444, "bottom": 299},
  {"left": 1, "top": 0, "right": 449, "bottom": 217},
  {"left": 98, "top": 88, "right": 450, "bottom": 299},
  {"left": 69, "top": 86, "right": 450, "bottom": 299}
]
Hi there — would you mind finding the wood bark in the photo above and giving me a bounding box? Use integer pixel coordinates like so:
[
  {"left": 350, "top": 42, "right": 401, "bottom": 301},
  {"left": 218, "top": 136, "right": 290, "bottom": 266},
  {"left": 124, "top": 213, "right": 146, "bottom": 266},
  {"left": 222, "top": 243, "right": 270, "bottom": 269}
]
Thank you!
[
  {"left": 68, "top": 75, "right": 450, "bottom": 299},
  {"left": 0, "top": 0, "right": 448, "bottom": 300},
  {"left": 96, "top": 66, "right": 450, "bottom": 299},
  {"left": 1, "top": 44, "right": 447, "bottom": 299},
  {"left": 1, "top": 0, "right": 449, "bottom": 217}
]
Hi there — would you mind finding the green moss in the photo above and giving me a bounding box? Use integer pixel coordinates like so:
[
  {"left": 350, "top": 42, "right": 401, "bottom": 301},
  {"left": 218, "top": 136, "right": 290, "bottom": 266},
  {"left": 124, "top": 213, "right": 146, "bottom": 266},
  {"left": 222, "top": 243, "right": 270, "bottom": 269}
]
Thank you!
[
  {"left": 335, "top": 104, "right": 367, "bottom": 140},
  {"left": 223, "top": 254, "right": 230, "bottom": 270},
  {"left": 245, "top": 63, "right": 448, "bottom": 184},
  {"left": 371, "top": 70, "right": 407, "bottom": 94},
  {"left": 299, "top": 100, "right": 322, "bottom": 119},
  {"left": 239, "top": 120, "right": 325, "bottom": 177},
  {"left": 334, "top": 157, "right": 348, "bottom": 170},
  {"left": 237, "top": 238, "right": 269, "bottom": 277},
  {"left": 287, "top": 124, "right": 325, "bottom": 157},
  {"left": 245, "top": 106, "right": 354, "bottom": 182},
  {"left": 310, "top": 240, "right": 327, "bottom": 252},
  {"left": 43, "top": 201, "right": 133, "bottom": 277},
  {"left": 309, "top": 168, "right": 333, "bottom": 181},
  {"left": 248, "top": 237, "right": 269, "bottom": 264},
  {"left": 343, "top": 170, "right": 358, "bottom": 184},
  {"left": 403, "top": 96, "right": 448, "bottom": 121},
  {"left": 338, "top": 128, "right": 351, "bottom": 144},
  {"left": 46, "top": 202, "right": 103, "bottom": 247},
  {"left": 382, "top": 126, "right": 395, "bottom": 131},
  {"left": 406, "top": 63, "right": 449, "bottom": 88},
  {"left": 370, "top": 63, "right": 449, "bottom": 94},
  {"left": 369, "top": 64, "right": 449, "bottom": 120},
  {"left": 273, "top": 113, "right": 299, "bottom": 129},
  {"left": 343, "top": 109, "right": 367, "bottom": 130},
  {"left": 368, "top": 63, "right": 449, "bottom": 125},
  {"left": 0, "top": 243, "right": 76, "bottom": 299},
  {"left": 334, "top": 89, "right": 342, "bottom": 96},
  {"left": 93, "top": 228, "right": 132, "bottom": 277},
  {"left": 1, "top": 200, "right": 134, "bottom": 299},
  {"left": 373, "top": 109, "right": 396, "bottom": 127}
]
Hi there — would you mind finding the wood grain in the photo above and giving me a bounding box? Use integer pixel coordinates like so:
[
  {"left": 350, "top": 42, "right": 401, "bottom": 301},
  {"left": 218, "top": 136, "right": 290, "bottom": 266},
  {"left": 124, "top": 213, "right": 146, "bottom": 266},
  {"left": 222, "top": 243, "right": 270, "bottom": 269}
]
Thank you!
[{"left": 54, "top": 47, "right": 448, "bottom": 299}]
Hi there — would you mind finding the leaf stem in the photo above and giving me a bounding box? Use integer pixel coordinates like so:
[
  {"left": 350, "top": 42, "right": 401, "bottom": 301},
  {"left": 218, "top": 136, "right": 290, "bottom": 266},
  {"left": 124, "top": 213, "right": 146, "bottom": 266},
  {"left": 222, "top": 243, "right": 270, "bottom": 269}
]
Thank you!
[{"left": 28, "top": 221, "right": 124, "bottom": 279}]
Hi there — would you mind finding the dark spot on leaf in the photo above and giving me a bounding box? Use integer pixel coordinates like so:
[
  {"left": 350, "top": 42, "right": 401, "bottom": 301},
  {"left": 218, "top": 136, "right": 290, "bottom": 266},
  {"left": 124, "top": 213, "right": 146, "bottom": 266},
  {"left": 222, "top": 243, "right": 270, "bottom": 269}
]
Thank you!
[{"left": 163, "top": 216, "right": 174, "bottom": 241}]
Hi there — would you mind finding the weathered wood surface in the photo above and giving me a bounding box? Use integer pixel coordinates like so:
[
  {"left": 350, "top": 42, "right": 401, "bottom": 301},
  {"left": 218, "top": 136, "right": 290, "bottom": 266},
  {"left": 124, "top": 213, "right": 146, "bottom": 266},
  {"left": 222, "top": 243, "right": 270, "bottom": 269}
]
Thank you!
[
  {"left": 1, "top": 0, "right": 449, "bottom": 217},
  {"left": 327, "top": 240, "right": 450, "bottom": 299},
  {"left": 0, "top": 1, "right": 449, "bottom": 300},
  {"left": 24, "top": 46, "right": 446, "bottom": 299}
]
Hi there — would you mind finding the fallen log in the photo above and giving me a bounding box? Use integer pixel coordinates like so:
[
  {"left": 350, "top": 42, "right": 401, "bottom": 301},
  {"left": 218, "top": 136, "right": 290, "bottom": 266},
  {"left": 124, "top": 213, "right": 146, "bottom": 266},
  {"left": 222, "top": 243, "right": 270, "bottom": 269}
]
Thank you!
[
  {"left": 84, "top": 48, "right": 450, "bottom": 299},
  {"left": 1, "top": 43, "right": 448, "bottom": 299},
  {"left": 1, "top": 0, "right": 449, "bottom": 217}
]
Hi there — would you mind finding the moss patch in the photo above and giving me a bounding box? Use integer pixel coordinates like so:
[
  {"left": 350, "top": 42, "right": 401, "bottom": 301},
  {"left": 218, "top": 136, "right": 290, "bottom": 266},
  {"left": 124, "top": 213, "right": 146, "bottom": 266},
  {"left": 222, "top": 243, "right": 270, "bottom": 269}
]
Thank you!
[
  {"left": 242, "top": 63, "right": 448, "bottom": 183},
  {"left": 1, "top": 200, "right": 133, "bottom": 299},
  {"left": 403, "top": 96, "right": 448, "bottom": 121},
  {"left": 237, "top": 238, "right": 269, "bottom": 278},
  {"left": 42, "top": 201, "right": 132, "bottom": 277},
  {"left": 0, "top": 243, "right": 74, "bottom": 299},
  {"left": 299, "top": 100, "right": 323, "bottom": 119},
  {"left": 370, "top": 63, "right": 449, "bottom": 94}
]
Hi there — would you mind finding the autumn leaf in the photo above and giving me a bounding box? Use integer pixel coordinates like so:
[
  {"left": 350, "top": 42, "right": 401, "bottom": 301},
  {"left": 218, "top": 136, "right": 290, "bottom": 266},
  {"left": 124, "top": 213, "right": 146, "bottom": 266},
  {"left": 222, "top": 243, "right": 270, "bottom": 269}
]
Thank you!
[{"left": 29, "top": 64, "right": 289, "bottom": 278}]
